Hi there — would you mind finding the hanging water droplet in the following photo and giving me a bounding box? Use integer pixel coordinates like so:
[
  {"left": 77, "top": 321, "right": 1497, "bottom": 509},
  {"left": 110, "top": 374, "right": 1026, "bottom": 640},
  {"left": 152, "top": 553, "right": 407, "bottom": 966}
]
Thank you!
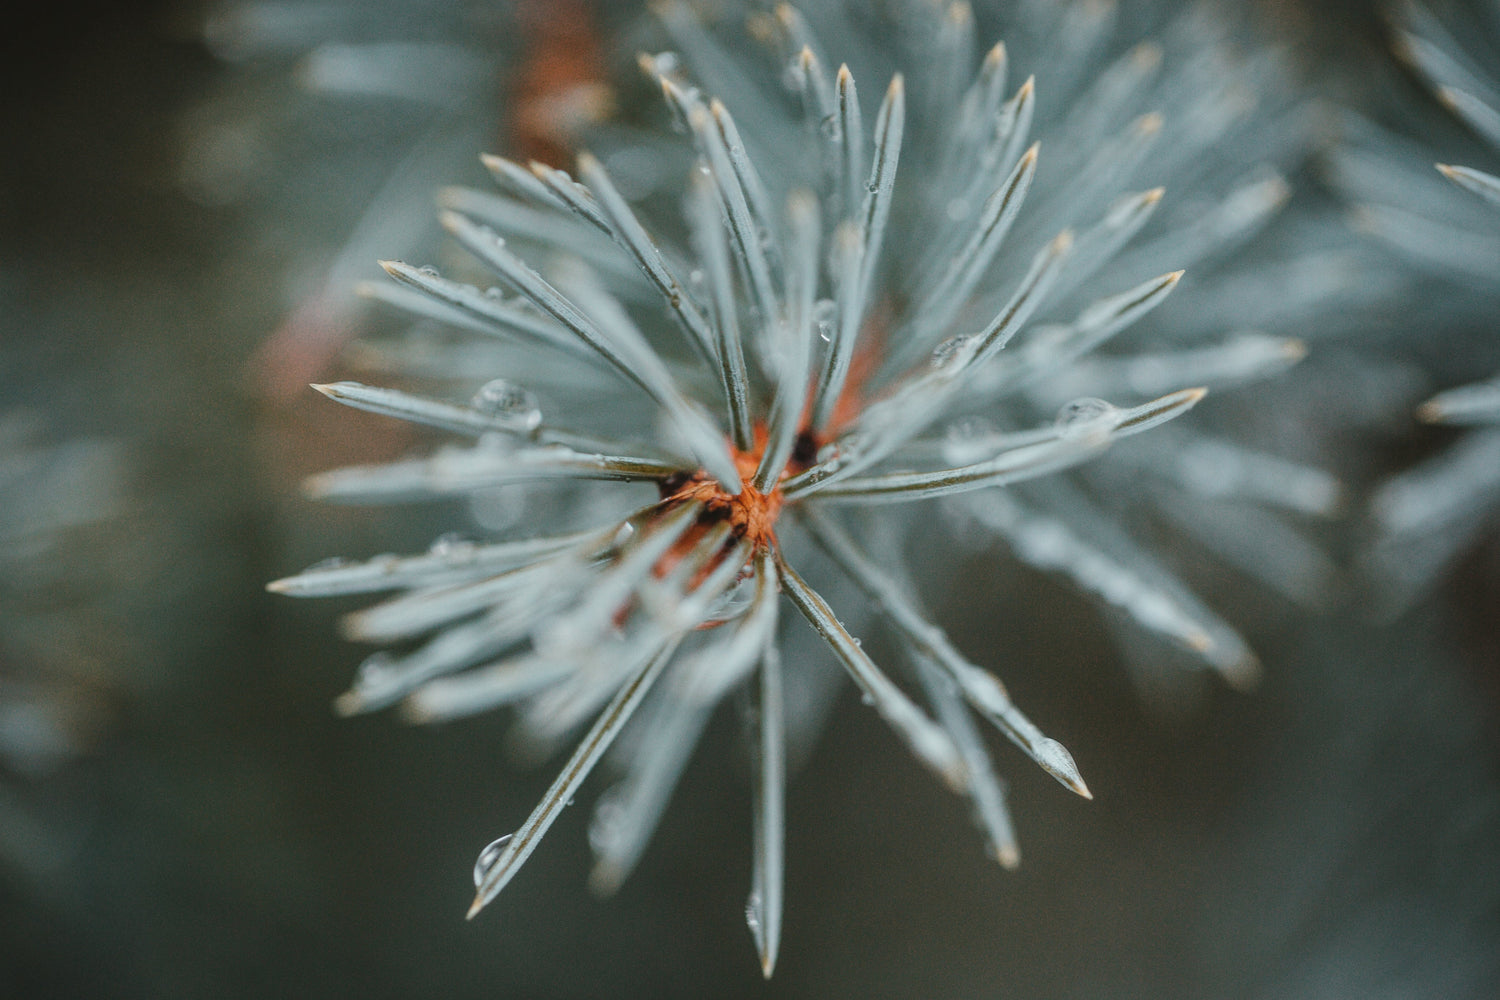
[
  {"left": 745, "top": 891, "right": 763, "bottom": 937},
  {"left": 418, "top": 265, "right": 440, "bottom": 278},
  {"left": 812, "top": 298, "right": 837, "bottom": 342},
  {"left": 930, "top": 335, "right": 972, "bottom": 369},
  {"left": 588, "top": 787, "right": 624, "bottom": 856},
  {"left": 860, "top": 692, "right": 875, "bottom": 706},
  {"left": 470, "top": 379, "right": 542, "bottom": 430},
  {"left": 473, "top": 834, "right": 514, "bottom": 887},
  {"left": 356, "top": 652, "right": 395, "bottom": 686},
  {"left": 428, "top": 532, "right": 475, "bottom": 559},
  {"left": 1054, "top": 397, "right": 1115, "bottom": 438}
]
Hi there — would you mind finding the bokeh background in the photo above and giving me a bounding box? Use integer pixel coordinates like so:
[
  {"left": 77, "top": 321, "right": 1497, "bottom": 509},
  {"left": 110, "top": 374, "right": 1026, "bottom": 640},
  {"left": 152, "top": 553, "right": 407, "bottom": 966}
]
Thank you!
[{"left": 3, "top": 1, "right": 1498, "bottom": 997}]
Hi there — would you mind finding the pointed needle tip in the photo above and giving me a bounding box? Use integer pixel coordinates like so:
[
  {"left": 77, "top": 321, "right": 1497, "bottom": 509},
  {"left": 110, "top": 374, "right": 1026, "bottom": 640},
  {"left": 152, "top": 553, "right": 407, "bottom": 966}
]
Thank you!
[
  {"left": 1226, "top": 655, "right": 1264, "bottom": 692},
  {"left": 332, "top": 691, "right": 362, "bottom": 718},
  {"left": 395, "top": 697, "right": 432, "bottom": 726},
  {"left": 1416, "top": 400, "right": 1445, "bottom": 423},
  {"left": 587, "top": 865, "right": 625, "bottom": 898},
  {"left": 1133, "top": 41, "right": 1163, "bottom": 68},
  {"left": 300, "top": 474, "right": 332, "bottom": 500},
  {"left": 466, "top": 895, "right": 485, "bottom": 920}
]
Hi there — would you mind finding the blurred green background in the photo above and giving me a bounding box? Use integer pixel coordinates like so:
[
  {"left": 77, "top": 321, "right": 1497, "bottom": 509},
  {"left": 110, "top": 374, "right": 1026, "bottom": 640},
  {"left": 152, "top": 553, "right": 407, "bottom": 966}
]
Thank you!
[{"left": 2, "top": 2, "right": 1497, "bottom": 997}]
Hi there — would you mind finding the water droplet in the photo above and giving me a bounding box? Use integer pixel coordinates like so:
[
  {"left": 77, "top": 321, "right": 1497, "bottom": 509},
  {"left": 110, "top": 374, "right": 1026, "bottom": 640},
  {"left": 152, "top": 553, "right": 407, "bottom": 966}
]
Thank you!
[
  {"left": 418, "top": 265, "right": 440, "bottom": 278},
  {"left": 470, "top": 379, "right": 542, "bottom": 430},
  {"left": 812, "top": 298, "right": 837, "bottom": 343},
  {"left": 930, "top": 335, "right": 972, "bottom": 369},
  {"left": 428, "top": 532, "right": 475, "bottom": 559},
  {"left": 473, "top": 834, "right": 514, "bottom": 887},
  {"left": 860, "top": 692, "right": 875, "bottom": 706},
  {"left": 1054, "top": 397, "right": 1115, "bottom": 437},
  {"left": 588, "top": 789, "right": 624, "bottom": 855},
  {"left": 745, "top": 892, "right": 763, "bottom": 936},
  {"left": 356, "top": 652, "right": 395, "bottom": 686},
  {"left": 814, "top": 440, "right": 841, "bottom": 465},
  {"left": 483, "top": 285, "right": 504, "bottom": 300},
  {"left": 611, "top": 522, "right": 636, "bottom": 548}
]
